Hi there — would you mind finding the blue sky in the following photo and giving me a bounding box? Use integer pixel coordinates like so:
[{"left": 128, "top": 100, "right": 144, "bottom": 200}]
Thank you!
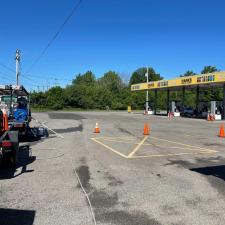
[{"left": 0, "top": 0, "right": 225, "bottom": 90}]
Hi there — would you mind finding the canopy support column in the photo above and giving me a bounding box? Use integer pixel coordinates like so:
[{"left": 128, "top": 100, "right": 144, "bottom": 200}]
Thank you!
[
  {"left": 223, "top": 84, "right": 225, "bottom": 120},
  {"left": 154, "top": 90, "right": 157, "bottom": 115},
  {"left": 196, "top": 85, "right": 200, "bottom": 117},
  {"left": 182, "top": 87, "right": 185, "bottom": 110},
  {"left": 167, "top": 89, "right": 170, "bottom": 114}
]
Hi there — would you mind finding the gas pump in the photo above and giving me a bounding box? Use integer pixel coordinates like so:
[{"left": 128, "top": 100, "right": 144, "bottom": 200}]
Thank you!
[
  {"left": 171, "top": 101, "right": 180, "bottom": 117},
  {"left": 212, "top": 101, "right": 222, "bottom": 120},
  {"left": 205, "top": 101, "right": 223, "bottom": 120}
]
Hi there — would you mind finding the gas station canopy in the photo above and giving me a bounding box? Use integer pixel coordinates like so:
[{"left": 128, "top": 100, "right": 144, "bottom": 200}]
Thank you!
[
  {"left": 131, "top": 71, "right": 225, "bottom": 91},
  {"left": 131, "top": 71, "right": 225, "bottom": 120}
]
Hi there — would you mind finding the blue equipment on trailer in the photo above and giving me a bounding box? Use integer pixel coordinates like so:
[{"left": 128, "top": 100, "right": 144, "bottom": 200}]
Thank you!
[{"left": 0, "top": 85, "right": 31, "bottom": 136}]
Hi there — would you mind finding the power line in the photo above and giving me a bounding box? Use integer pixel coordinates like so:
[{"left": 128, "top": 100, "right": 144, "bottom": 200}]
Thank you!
[
  {"left": 23, "top": 73, "right": 73, "bottom": 81},
  {"left": 0, "top": 71, "right": 15, "bottom": 82},
  {"left": 21, "top": 73, "right": 38, "bottom": 83},
  {"left": 0, "top": 60, "right": 72, "bottom": 86},
  {"left": 0, "top": 60, "right": 46, "bottom": 85},
  {"left": 26, "top": 0, "right": 83, "bottom": 73},
  {"left": 0, "top": 61, "right": 15, "bottom": 73}
]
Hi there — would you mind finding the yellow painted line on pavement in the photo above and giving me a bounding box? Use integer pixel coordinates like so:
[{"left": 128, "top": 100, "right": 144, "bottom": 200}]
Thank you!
[
  {"left": 127, "top": 136, "right": 148, "bottom": 158},
  {"left": 94, "top": 138, "right": 214, "bottom": 152},
  {"left": 95, "top": 138, "right": 217, "bottom": 153},
  {"left": 94, "top": 136, "right": 136, "bottom": 140},
  {"left": 151, "top": 136, "right": 217, "bottom": 153},
  {"left": 130, "top": 150, "right": 218, "bottom": 159},
  {"left": 91, "top": 138, "right": 128, "bottom": 159},
  {"left": 151, "top": 145, "right": 217, "bottom": 152},
  {"left": 91, "top": 135, "right": 218, "bottom": 160},
  {"left": 96, "top": 139, "right": 138, "bottom": 144}
]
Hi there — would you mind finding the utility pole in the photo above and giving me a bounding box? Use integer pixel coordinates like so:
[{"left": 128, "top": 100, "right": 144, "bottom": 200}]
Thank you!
[
  {"left": 145, "top": 67, "right": 149, "bottom": 112},
  {"left": 15, "top": 49, "right": 21, "bottom": 85}
]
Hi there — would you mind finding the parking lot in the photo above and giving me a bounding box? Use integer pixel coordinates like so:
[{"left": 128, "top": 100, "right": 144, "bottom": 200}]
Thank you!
[{"left": 1, "top": 111, "right": 225, "bottom": 225}]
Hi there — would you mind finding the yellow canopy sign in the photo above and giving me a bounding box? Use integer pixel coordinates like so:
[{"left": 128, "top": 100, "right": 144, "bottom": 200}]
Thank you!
[{"left": 131, "top": 71, "right": 225, "bottom": 91}]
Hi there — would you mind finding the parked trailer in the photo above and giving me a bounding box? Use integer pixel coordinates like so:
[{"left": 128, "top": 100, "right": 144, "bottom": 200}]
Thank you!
[{"left": 0, "top": 110, "right": 19, "bottom": 167}]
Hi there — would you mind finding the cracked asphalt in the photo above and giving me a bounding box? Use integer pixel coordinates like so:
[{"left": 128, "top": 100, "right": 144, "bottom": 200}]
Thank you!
[{"left": 1, "top": 111, "right": 225, "bottom": 225}]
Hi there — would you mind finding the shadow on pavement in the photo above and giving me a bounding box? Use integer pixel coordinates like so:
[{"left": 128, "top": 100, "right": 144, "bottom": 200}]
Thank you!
[
  {"left": 165, "top": 156, "right": 225, "bottom": 168},
  {"left": 48, "top": 112, "right": 86, "bottom": 120},
  {"left": 52, "top": 123, "right": 83, "bottom": 134},
  {"left": 0, "top": 145, "right": 36, "bottom": 180},
  {"left": 0, "top": 208, "right": 35, "bottom": 225},
  {"left": 190, "top": 165, "right": 225, "bottom": 182}
]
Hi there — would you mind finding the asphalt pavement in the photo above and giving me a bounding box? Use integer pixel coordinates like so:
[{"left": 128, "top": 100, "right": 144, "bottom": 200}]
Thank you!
[{"left": 1, "top": 111, "right": 225, "bottom": 225}]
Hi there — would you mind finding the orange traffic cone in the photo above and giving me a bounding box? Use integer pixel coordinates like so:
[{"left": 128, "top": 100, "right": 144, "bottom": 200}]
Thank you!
[
  {"left": 94, "top": 123, "right": 100, "bottom": 133},
  {"left": 207, "top": 114, "right": 211, "bottom": 121},
  {"left": 218, "top": 124, "right": 225, "bottom": 138},
  {"left": 143, "top": 123, "right": 150, "bottom": 135}
]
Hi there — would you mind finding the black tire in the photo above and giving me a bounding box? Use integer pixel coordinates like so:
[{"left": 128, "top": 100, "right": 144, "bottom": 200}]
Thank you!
[
  {"left": 9, "top": 151, "right": 18, "bottom": 168},
  {"left": 0, "top": 157, "right": 3, "bottom": 168}
]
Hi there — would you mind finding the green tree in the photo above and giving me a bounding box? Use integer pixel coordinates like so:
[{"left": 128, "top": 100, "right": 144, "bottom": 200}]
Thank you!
[
  {"left": 201, "top": 66, "right": 218, "bottom": 74},
  {"left": 96, "top": 71, "right": 129, "bottom": 110},
  {"left": 93, "top": 86, "right": 112, "bottom": 109},
  {"left": 129, "top": 67, "right": 163, "bottom": 85},
  {"left": 180, "top": 70, "right": 196, "bottom": 77},
  {"left": 46, "top": 86, "right": 65, "bottom": 110},
  {"left": 72, "top": 71, "right": 96, "bottom": 86},
  {"left": 30, "top": 91, "right": 47, "bottom": 108},
  {"left": 66, "top": 71, "right": 97, "bottom": 109},
  {"left": 98, "top": 71, "right": 123, "bottom": 92},
  {"left": 200, "top": 66, "right": 221, "bottom": 102}
]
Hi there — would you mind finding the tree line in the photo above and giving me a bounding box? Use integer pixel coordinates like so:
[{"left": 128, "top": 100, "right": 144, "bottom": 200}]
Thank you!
[{"left": 30, "top": 66, "right": 223, "bottom": 111}]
